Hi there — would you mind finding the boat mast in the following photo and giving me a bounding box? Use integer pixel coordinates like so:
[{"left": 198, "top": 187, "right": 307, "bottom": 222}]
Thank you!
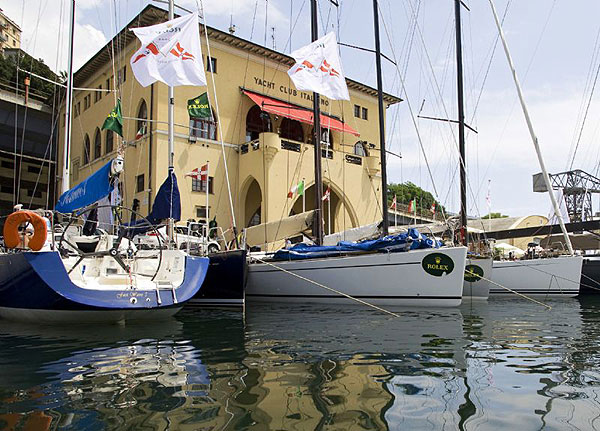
[
  {"left": 455, "top": 0, "right": 467, "bottom": 247},
  {"left": 488, "top": 0, "right": 574, "bottom": 255},
  {"left": 167, "top": 0, "right": 175, "bottom": 242},
  {"left": 310, "top": 0, "right": 324, "bottom": 245},
  {"left": 372, "top": 0, "right": 389, "bottom": 236},
  {"left": 61, "top": 0, "right": 75, "bottom": 194}
]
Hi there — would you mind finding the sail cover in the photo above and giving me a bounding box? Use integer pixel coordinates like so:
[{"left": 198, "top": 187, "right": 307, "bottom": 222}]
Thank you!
[
  {"left": 55, "top": 160, "right": 113, "bottom": 213},
  {"left": 147, "top": 170, "right": 181, "bottom": 224}
]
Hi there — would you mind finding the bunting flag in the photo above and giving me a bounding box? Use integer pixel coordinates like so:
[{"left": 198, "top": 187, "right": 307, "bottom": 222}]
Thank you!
[
  {"left": 101, "top": 99, "right": 123, "bottom": 137},
  {"left": 188, "top": 93, "right": 211, "bottom": 119},
  {"left": 408, "top": 198, "right": 416, "bottom": 214},
  {"left": 322, "top": 187, "right": 331, "bottom": 201},
  {"left": 287, "top": 180, "right": 305, "bottom": 198},
  {"left": 185, "top": 168, "right": 201, "bottom": 179},
  {"left": 287, "top": 32, "right": 349, "bottom": 100},
  {"left": 130, "top": 12, "right": 206, "bottom": 87},
  {"left": 134, "top": 123, "right": 146, "bottom": 140},
  {"left": 185, "top": 164, "right": 208, "bottom": 181},
  {"left": 390, "top": 195, "right": 397, "bottom": 210},
  {"left": 430, "top": 202, "right": 436, "bottom": 214}
]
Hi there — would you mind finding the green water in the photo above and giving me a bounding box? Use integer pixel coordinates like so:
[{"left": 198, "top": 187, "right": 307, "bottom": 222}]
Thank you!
[{"left": 1, "top": 297, "right": 599, "bottom": 430}]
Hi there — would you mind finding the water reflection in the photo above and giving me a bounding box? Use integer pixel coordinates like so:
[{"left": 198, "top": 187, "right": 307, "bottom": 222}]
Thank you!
[{"left": 0, "top": 299, "right": 599, "bottom": 430}]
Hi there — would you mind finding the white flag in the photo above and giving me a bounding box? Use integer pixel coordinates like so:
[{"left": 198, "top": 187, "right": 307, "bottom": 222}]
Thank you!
[
  {"left": 287, "top": 32, "right": 349, "bottom": 101},
  {"left": 130, "top": 12, "right": 206, "bottom": 87}
]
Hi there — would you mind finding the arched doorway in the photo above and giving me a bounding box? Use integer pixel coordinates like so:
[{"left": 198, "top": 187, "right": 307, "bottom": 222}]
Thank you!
[
  {"left": 246, "top": 105, "right": 272, "bottom": 141},
  {"left": 288, "top": 182, "right": 344, "bottom": 235},
  {"left": 244, "top": 178, "right": 262, "bottom": 227}
]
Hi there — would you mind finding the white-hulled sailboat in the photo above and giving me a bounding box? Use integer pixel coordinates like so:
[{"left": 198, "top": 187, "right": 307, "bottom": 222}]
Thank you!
[
  {"left": 246, "top": 0, "right": 467, "bottom": 307},
  {"left": 486, "top": 0, "right": 582, "bottom": 297}
]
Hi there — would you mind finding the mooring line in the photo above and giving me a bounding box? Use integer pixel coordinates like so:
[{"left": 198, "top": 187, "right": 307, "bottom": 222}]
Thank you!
[
  {"left": 251, "top": 257, "right": 402, "bottom": 318},
  {"left": 465, "top": 269, "right": 552, "bottom": 310}
]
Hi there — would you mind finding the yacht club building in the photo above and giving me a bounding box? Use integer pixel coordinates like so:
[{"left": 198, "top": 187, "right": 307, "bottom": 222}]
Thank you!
[{"left": 58, "top": 5, "right": 401, "bottom": 248}]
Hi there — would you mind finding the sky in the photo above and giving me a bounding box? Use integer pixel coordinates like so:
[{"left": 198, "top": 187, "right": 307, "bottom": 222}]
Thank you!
[{"left": 4, "top": 0, "right": 600, "bottom": 219}]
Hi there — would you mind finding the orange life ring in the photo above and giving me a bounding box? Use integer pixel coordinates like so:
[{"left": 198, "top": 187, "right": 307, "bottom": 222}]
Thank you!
[{"left": 3, "top": 210, "right": 48, "bottom": 251}]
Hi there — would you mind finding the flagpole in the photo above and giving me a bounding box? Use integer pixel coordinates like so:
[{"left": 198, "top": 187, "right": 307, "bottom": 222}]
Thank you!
[
  {"left": 206, "top": 161, "right": 209, "bottom": 254},
  {"left": 302, "top": 177, "right": 306, "bottom": 213},
  {"left": 167, "top": 0, "right": 176, "bottom": 244},
  {"left": 310, "top": 0, "right": 324, "bottom": 245},
  {"left": 328, "top": 196, "right": 331, "bottom": 235},
  {"left": 61, "top": 0, "right": 75, "bottom": 194},
  {"left": 394, "top": 194, "right": 397, "bottom": 229}
]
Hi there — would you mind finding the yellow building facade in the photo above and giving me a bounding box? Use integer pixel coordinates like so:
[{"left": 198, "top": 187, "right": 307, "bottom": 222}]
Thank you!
[{"left": 58, "top": 6, "right": 401, "bottom": 249}]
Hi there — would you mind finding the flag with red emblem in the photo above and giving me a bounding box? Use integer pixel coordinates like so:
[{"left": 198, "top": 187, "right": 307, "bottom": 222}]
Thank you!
[
  {"left": 130, "top": 12, "right": 206, "bottom": 87},
  {"left": 322, "top": 187, "right": 331, "bottom": 201},
  {"left": 287, "top": 32, "right": 349, "bottom": 100}
]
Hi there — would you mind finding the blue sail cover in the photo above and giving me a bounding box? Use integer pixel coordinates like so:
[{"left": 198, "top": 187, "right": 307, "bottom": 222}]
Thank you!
[
  {"left": 147, "top": 170, "right": 181, "bottom": 224},
  {"left": 55, "top": 160, "right": 113, "bottom": 213},
  {"left": 272, "top": 228, "right": 441, "bottom": 261}
]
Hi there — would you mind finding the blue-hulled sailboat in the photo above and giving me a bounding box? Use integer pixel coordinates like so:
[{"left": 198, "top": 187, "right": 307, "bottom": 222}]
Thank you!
[{"left": 0, "top": 159, "right": 209, "bottom": 323}]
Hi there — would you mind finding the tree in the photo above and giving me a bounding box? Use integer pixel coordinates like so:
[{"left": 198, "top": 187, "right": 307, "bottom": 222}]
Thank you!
[
  {"left": 0, "top": 50, "right": 61, "bottom": 104},
  {"left": 480, "top": 212, "right": 508, "bottom": 219},
  {"left": 387, "top": 182, "right": 445, "bottom": 215}
]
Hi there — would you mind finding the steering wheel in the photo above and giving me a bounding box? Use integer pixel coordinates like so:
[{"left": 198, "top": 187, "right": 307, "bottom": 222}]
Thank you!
[{"left": 57, "top": 205, "right": 164, "bottom": 281}]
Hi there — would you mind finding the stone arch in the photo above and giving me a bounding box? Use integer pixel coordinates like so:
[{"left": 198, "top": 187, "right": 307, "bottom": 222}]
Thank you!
[
  {"left": 246, "top": 105, "right": 271, "bottom": 141},
  {"left": 93, "top": 128, "right": 102, "bottom": 160},
  {"left": 136, "top": 99, "right": 148, "bottom": 134},
  {"left": 240, "top": 175, "right": 263, "bottom": 227},
  {"left": 83, "top": 134, "right": 90, "bottom": 165}
]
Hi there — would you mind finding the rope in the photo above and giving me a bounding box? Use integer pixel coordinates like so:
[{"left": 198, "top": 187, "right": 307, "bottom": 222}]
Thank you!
[
  {"left": 251, "top": 255, "right": 402, "bottom": 318},
  {"left": 465, "top": 268, "right": 552, "bottom": 310}
]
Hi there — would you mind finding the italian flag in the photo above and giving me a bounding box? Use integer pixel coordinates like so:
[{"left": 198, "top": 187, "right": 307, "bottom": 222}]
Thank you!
[
  {"left": 408, "top": 198, "right": 416, "bottom": 214},
  {"left": 135, "top": 123, "right": 146, "bottom": 140},
  {"left": 287, "top": 180, "right": 305, "bottom": 198}
]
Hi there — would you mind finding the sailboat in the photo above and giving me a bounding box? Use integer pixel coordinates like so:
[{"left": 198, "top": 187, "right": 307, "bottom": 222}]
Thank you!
[
  {"left": 245, "top": 0, "right": 467, "bottom": 307},
  {"left": 486, "top": 0, "right": 582, "bottom": 297},
  {"left": 0, "top": 2, "right": 210, "bottom": 323}
]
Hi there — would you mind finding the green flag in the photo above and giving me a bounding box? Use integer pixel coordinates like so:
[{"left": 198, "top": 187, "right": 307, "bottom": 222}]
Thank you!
[
  {"left": 102, "top": 99, "right": 123, "bottom": 137},
  {"left": 297, "top": 180, "right": 305, "bottom": 196},
  {"left": 187, "top": 93, "right": 211, "bottom": 119}
]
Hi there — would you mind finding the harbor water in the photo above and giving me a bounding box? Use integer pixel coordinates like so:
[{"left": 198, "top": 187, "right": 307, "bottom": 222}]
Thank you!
[{"left": 1, "top": 297, "right": 600, "bottom": 430}]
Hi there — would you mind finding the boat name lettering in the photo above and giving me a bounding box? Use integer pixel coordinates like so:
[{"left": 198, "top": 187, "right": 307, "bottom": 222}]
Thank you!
[
  {"left": 421, "top": 253, "right": 455, "bottom": 277},
  {"left": 116, "top": 292, "right": 148, "bottom": 299},
  {"left": 252, "top": 76, "right": 330, "bottom": 107}
]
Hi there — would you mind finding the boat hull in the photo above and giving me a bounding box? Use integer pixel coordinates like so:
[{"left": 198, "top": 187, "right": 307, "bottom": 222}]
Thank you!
[
  {"left": 0, "top": 251, "right": 209, "bottom": 323},
  {"left": 188, "top": 249, "right": 247, "bottom": 307},
  {"left": 247, "top": 247, "right": 467, "bottom": 307},
  {"left": 462, "top": 257, "right": 492, "bottom": 300},
  {"left": 580, "top": 257, "right": 600, "bottom": 294},
  {"left": 490, "top": 256, "right": 582, "bottom": 297}
]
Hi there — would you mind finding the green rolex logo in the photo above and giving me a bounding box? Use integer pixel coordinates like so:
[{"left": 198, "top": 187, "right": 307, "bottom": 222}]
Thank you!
[
  {"left": 422, "top": 253, "right": 455, "bottom": 277},
  {"left": 464, "top": 264, "right": 484, "bottom": 282}
]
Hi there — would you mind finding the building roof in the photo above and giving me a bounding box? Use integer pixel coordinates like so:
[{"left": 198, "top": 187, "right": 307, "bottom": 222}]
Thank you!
[
  {"left": 467, "top": 215, "right": 548, "bottom": 232},
  {"left": 74, "top": 5, "right": 403, "bottom": 106},
  {"left": 0, "top": 9, "right": 22, "bottom": 32}
]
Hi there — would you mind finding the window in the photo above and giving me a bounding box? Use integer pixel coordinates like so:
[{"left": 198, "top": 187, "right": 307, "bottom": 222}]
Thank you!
[
  {"left": 191, "top": 176, "right": 214, "bottom": 193},
  {"left": 118, "top": 66, "right": 127, "bottom": 84},
  {"left": 26, "top": 189, "right": 42, "bottom": 198},
  {"left": 136, "top": 174, "right": 144, "bottom": 193},
  {"left": 1, "top": 160, "right": 14, "bottom": 169},
  {"left": 94, "top": 85, "right": 102, "bottom": 102},
  {"left": 354, "top": 104, "right": 360, "bottom": 118},
  {"left": 83, "top": 134, "right": 90, "bottom": 164},
  {"left": 280, "top": 118, "right": 304, "bottom": 142},
  {"left": 106, "top": 78, "right": 111, "bottom": 92},
  {"left": 354, "top": 141, "right": 368, "bottom": 157},
  {"left": 105, "top": 130, "right": 114, "bottom": 154},
  {"left": 93, "top": 128, "right": 102, "bottom": 160},
  {"left": 27, "top": 165, "right": 41, "bottom": 174},
  {"left": 196, "top": 206, "right": 210, "bottom": 219},
  {"left": 245, "top": 105, "right": 271, "bottom": 141},
  {"left": 137, "top": 99, "right": 147, "bottom": 135},
  {"left": 74, "top": 102, "right": 80, "bottom": 118},
  {"left": 190, "top": 116, "right": 217, "bottom": 141},
  {"left": 83, "top": 94, "right": 91, "bottom": 110},
  {"left": 207, "top": 56, "right": 217, "bottom": 73},
  {"left": 362, "top": 107, "right": 368, "bottom": 120},
  {"left": 1, "top": 184, "right": 14, "bottom": 194}
]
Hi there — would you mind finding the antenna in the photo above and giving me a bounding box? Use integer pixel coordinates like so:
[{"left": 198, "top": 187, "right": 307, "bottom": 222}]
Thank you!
[{"left": 271, "top": 26, "right": 276, "bottom": 49}]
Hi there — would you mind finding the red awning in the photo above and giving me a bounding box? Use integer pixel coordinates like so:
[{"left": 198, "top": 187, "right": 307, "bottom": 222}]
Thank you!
[{"left": 242, "top": 89, "right": 360, "bottom": 137}]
